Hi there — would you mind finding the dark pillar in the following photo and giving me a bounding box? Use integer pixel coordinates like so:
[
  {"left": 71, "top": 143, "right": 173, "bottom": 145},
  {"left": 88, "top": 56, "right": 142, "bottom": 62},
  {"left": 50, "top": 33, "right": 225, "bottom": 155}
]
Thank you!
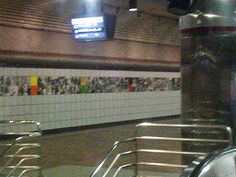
[{"left": 179, "top": 0, "right": 236, "bottom": 164}]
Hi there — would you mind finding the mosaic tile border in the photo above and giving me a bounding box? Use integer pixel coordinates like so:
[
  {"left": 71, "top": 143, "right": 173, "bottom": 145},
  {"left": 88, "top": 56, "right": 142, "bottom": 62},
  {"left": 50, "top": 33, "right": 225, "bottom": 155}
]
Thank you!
[{"left": 0, "top": 76, "right": 180, "bottom": 96}]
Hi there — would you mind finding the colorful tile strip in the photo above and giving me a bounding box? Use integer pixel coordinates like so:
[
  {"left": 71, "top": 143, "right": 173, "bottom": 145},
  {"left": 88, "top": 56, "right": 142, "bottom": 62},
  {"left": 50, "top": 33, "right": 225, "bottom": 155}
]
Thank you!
[{"left": 0, "top": 76, "right": 180, "bottom": 96}]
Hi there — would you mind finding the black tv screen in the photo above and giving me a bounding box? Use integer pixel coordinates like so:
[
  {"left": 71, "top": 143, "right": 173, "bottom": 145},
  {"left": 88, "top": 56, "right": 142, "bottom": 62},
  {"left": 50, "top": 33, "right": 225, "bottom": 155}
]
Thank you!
[{"left": 71, "top": 13, "right": 116, "bottom": 42}]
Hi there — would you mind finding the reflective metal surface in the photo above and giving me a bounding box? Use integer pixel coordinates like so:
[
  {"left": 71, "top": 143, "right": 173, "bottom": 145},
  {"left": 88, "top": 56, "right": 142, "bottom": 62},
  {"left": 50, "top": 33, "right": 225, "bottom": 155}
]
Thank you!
[
  {"left": 180, "top": 0, "right": 236, "bottom": 166},
  {"left": 180, "top": 0, "right": 236, "bottom": 30},
  {"left": 89, "top": 123, "right": 232, "bottom": 177},
  {"left": 0, "top": 120, "right": 42, "bottom": 177},
  {"left": 180, "top": 147, "right": 236, "bottom": 177}
]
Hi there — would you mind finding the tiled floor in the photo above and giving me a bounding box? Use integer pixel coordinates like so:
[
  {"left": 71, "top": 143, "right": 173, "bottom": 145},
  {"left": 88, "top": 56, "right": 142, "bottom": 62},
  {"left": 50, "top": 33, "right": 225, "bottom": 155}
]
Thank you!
[{"left": 42, "top": 165, "right": 179, "bottom": 177}]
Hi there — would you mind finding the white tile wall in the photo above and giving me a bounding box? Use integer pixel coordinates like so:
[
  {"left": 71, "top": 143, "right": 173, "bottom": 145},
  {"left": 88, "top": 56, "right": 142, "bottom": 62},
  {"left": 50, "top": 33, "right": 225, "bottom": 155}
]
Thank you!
[{"left": 0, "top": 68, "right": 181, "bottom": 131}]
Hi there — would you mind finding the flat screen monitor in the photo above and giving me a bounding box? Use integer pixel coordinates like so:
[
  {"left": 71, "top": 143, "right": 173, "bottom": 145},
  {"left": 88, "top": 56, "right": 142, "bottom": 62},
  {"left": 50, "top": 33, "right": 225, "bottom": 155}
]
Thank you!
[{"left": 71, "top": 13, "right": 116, "bottom": 42}]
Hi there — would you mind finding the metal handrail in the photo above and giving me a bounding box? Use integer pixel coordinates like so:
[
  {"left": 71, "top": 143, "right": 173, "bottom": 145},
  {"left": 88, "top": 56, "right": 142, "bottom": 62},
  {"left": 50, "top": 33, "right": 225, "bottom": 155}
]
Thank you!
[
  {"left": 0, "top": 120, "right": 42, "bottom": 177},
  {"left": 103, "top": 149, "right": 207, "bottom": 177},
  {"left": 136, "top": 123, "right": 233, "bottom": 145},
  {"left": 6, "top": 156, "right": 40, "bottom": 177},
  {"left": 6, "top": 165, "right": 41, "bottom": 177},
  {"left": 18, "top": 167, "right": 41, "bottom": 177},
  {"left": 136, "top": 136, "right": 230, "bottom": 143},
  {"left": 0, "top": 120, "right": 41, "bottom": 128},
  {"left": 103, "top": 150, "right": 135, "bottom": 177},
  {"left": 113, "top": 162, "right": 188, "bottom": 177},
  {"left": 185, "top": 119, "right": 225, "bottom": 123},
  {"left": 0, "top": 132, "right": 41, "bottom": 157},
  {"left": 90, "top": 123, "right": 232, "bottom": 177},
  {"left": 0, "top": 144, "right": 40, "bottom": 172},
  {"left": 0, "top": 120, "right": 41, "bottom": 157},
  {"left": 6, "top": 166, "right": 41, "bottom": 169},
  {"left": 1, "top": 143, "right": 40, "bottom": 147},
  {"left": 89, "top": 137, "right": 136, "bottom": 177}
]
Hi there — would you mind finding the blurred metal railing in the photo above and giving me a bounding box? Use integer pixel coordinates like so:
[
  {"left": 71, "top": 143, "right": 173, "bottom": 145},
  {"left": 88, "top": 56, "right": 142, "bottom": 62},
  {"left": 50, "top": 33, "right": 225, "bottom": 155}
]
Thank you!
[
  {"left": 90, "top": 122, "right": 232, "bottom": 177},
  {"left": 0, "top": 120, "right": 42, "bottom": 177}
]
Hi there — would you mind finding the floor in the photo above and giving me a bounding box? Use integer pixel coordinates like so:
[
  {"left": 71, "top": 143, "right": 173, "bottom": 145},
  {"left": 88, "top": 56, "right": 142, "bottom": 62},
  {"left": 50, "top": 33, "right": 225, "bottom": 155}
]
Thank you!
[
  {"left": 41, "top": 165, "right": 179, "bottom": 177},
  {"left": 39, "top": 117, "right": 181, "bottom": 177},
  {"left": 1, "top": 116, "right": 233, "bottom": 177},
  {"left": 0, "top": 117, "right": 181, "bottom": 177}
]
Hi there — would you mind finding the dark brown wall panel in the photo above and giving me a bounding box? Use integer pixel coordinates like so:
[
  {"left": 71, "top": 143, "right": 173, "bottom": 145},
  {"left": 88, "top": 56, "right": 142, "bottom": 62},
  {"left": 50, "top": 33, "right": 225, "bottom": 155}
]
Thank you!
[
  {"left": 0, "top": 0, "right": 180, "bottom": 45},
  {"left": 0, "top": 0, "right": 180, "bottom": 69}
]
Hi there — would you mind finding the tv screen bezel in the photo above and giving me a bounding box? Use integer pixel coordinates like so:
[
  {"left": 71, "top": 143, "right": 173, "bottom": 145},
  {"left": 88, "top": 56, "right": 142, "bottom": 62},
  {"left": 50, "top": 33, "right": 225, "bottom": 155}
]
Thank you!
[{"left": 71, "top": 13, "right": 108, "bottom": 42}]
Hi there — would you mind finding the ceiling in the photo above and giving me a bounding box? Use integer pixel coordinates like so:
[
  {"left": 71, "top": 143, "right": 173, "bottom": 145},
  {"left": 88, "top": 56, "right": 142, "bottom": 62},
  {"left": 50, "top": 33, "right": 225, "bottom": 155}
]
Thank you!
[
  {"left": 40, "top": 0, "right": 178, "bottom": 19},
  {"left": 0, "top": 0, "right": 179, "bottom": 45}
]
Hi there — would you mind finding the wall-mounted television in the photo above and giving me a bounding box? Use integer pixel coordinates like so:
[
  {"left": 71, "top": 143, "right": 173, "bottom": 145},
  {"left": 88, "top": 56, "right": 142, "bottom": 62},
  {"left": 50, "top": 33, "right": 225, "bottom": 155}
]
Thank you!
[{"left": 71, "top": 13, "right": 116, "bottom": 42}]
